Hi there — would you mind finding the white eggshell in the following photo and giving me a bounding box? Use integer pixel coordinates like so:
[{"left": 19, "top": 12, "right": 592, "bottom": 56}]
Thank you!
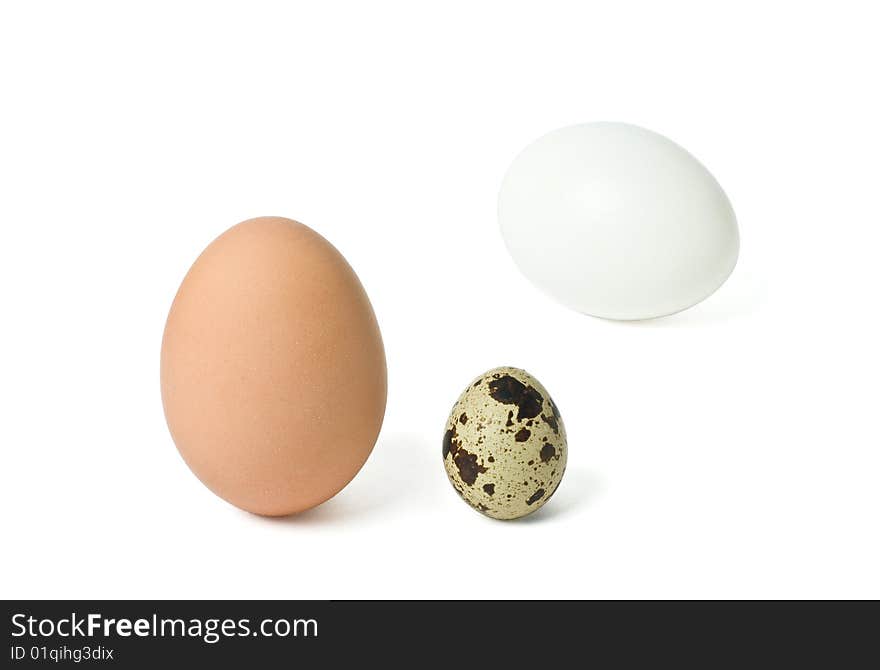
[{"left": 498, "top": 122, "right": 739, "bottom": 320}]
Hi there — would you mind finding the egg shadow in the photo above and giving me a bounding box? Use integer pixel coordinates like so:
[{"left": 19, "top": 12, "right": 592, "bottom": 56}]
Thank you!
[
  {"left": 607, "top": 275, "right": 767, "bottom": 328},
  {"left": 511, "top": 466, "right": 604, "bottom": 524},
  {"left": 254, "top": 431, "right": 439, "bottom": 527}
]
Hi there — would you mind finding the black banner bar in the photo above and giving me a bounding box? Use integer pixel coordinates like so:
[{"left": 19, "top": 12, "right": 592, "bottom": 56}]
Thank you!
[{"left": 2, "top": 601, "right": 877, "bottom": 666}]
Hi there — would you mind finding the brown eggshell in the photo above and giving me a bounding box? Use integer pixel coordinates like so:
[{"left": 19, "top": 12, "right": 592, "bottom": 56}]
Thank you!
[{"left": 160, "top": 217, "right": 387, "bottom": 516}]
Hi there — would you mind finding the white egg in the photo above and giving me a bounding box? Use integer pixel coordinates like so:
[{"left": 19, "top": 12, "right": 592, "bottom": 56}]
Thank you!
[{"left": 498, "top": 122, "right": 739, "bottom": 320}]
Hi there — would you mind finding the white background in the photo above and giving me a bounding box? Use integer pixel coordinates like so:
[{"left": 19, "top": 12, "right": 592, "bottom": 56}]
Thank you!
[{"left": 2, "top": 1, "right": 878, "bottom": 599}]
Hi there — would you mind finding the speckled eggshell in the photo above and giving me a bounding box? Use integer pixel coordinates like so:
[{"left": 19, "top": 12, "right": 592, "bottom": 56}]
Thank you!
[{"left": 442, "top": 366, "right": 567, "bottom": 520}]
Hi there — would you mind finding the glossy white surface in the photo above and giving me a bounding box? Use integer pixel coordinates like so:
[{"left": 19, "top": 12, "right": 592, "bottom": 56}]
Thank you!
[{"left": 499, "top": 122, "right": 739, "bottom": 320}]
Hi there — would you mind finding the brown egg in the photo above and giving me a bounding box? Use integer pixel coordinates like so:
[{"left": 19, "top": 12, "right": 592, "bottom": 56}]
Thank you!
[{"left": 160, "top": 217, "right": 387, "bottom": 516}]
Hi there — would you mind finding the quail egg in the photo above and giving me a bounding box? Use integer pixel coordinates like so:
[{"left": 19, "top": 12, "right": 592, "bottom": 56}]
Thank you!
[{"left": 442, "top": 366, "right": 567, "bottom": 519}]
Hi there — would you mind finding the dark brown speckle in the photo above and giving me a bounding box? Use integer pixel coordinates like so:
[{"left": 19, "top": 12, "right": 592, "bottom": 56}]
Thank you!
[
  {"left": 488, "top": 375, "right": 544, "bottom": 421},
  {"left": 454, "top": 449, "right": 487, "bottom": 486},
  {"left": 541, "top": 413, "right": 559, "bottom": 435},
  {"left": 442, "top": 427, "right": 457, "bottom": 459},
  {"left": 526, "top": 488, "right": 546, "bottom": 506}
]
